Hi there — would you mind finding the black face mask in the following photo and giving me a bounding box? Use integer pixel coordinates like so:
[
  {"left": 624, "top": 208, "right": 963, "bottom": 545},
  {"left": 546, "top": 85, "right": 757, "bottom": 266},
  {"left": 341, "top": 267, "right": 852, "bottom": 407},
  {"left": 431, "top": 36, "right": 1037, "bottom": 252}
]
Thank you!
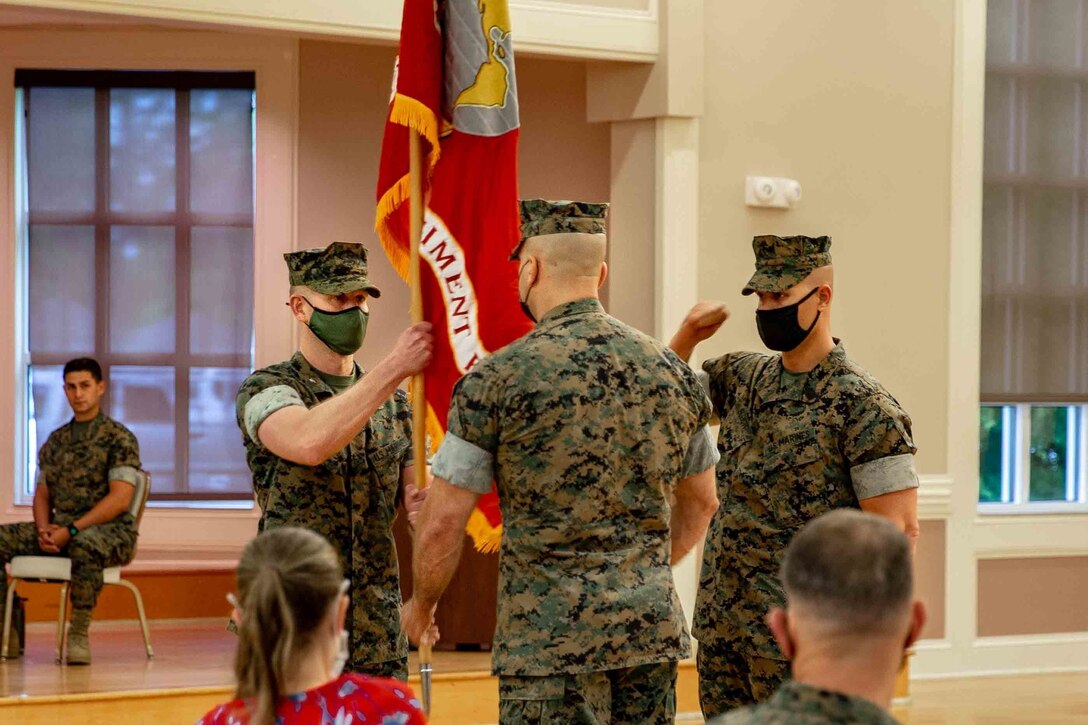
[
  {"left": 756, "top": 286, "right": 821, "bottom": 352},
  {"left": 518, "top": 261, "right": 536, "bottom": 323}
]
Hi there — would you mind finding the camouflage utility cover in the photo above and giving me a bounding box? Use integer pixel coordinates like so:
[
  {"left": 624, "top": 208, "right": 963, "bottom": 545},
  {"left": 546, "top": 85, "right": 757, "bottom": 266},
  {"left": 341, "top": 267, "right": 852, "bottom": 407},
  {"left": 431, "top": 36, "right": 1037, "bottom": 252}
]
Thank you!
[
  {"left": 285, "top": 241, "right": 382, "bottom": 298},
  {"left": 511, "top": 199, "right": 608, "bottom": 259},
  {"left": 692, "top": 344, "right": 918, "bottom": 660},
  {"left": 435, "top": 298, "right": 719, "bottom": 676},
  {"left": 235, "top": 352, "right": 412, "bottom": 668},
  {"left": 742, "top": 235, "right": 832, "bottom": 296}
]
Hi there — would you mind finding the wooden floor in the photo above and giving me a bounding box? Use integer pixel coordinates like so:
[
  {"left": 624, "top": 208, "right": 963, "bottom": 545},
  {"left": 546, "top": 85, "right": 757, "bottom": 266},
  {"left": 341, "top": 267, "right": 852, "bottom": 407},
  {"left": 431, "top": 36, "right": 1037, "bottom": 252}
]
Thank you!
[
  {"left": 0, "top": 620, "right": 234, "bottom": 697},
  {"left": 0, "top": 620, "right": 491, "bottom": 698},
  {"left": 895, "top": 672, "right": 1088, "bottom": 724},
  {"left": 0, "top": 622, "right": 1085, "bottom": 723}
]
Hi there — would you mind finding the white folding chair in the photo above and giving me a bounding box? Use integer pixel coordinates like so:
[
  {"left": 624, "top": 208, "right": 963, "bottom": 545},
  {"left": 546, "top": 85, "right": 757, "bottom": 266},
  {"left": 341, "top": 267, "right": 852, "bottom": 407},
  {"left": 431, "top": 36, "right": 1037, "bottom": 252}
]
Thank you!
[{"left": 1, "top": 470, "right": 154, "bottom": 662}]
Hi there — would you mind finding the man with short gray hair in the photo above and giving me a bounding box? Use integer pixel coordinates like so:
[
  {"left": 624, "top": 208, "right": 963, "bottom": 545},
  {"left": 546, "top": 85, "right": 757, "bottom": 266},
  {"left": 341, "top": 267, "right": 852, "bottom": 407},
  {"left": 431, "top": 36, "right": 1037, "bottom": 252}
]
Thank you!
[
  {"left": 403, "top": 199, "right": 720, "bottom": 724},
  {"left": 709, "top": 509, "right": 926, "bottom": 724}
]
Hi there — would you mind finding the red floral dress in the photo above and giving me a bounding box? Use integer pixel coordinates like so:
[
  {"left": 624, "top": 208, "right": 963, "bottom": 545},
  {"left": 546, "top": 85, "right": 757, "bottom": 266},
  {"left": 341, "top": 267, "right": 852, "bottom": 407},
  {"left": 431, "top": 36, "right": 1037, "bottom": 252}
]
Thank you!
[{"left": 196, "top": 674, "right": 426, "bottom": 725}]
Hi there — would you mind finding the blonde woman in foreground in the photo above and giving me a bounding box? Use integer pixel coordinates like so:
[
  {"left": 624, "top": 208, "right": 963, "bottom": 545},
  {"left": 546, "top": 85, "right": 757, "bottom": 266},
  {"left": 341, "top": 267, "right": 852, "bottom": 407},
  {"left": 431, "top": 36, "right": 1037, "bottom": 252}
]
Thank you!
[{"left": 197, "top": 527, "right": 426, "bottom": 725}]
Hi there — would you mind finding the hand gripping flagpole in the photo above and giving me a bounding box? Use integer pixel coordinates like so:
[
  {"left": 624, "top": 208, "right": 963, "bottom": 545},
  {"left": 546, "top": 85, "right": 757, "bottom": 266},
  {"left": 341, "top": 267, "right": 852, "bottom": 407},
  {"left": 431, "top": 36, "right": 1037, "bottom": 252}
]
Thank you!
[{"left": 408, "top": 128, "right": 433, "bottom": 715}]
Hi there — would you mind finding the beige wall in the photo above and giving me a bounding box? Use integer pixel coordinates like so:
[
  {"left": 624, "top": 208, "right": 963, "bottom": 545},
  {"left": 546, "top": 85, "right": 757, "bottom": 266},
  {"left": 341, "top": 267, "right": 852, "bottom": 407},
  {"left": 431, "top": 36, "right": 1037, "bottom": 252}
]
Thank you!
[
  {"left": 695, "top": 1, "right": 954, "bottom": 475},
  {"left": 296, "top": 41, "right": 610, "bottom": 373},
  {"left": 978, "top": 557, "right": 1088, "bottom": 637}
]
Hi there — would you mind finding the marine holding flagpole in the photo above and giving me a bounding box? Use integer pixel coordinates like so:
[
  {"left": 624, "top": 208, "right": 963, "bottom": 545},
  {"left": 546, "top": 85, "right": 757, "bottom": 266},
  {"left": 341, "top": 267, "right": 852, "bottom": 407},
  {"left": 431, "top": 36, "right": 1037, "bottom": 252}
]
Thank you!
[{"left": 233, "top": 241, "right": 434, "bottom": 682}]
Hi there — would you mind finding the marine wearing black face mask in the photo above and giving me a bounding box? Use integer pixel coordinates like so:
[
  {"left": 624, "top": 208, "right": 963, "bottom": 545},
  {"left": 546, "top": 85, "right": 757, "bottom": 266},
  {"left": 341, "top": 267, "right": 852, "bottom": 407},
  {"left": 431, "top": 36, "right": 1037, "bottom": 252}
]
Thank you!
[
  {"left": 755, "top": 286, "right": 821, "bottom": 352},
  {"left": 667, "top": 233, "right": 921, "bottom": 718}
]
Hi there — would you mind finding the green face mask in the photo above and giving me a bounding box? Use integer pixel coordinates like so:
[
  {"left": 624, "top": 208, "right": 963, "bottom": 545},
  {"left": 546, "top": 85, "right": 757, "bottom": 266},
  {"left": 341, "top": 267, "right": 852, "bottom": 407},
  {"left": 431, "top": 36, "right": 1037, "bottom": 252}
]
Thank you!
[{"left": 302, "top": 298, "right": 368, "bottom": 355}]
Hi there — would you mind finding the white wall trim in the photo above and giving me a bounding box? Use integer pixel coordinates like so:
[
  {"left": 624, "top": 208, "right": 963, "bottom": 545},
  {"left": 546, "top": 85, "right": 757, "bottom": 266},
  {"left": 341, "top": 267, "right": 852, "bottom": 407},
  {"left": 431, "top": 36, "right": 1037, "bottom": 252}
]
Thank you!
[
  {"left": 918, "top": 474, "right": 953, "bottom": 520},
  {"left": 972, "top": 515, "right": 1088, "bottom": 559},
  {"left": 0, "top": 0, "right": 659, "bottom": 62},
  {"left": 513, "top": 0, "right": 658, "bottom": 61},
  {"left": 914, "top": 632, "right": 1088, "bottom": 679},
  {"left": 941, "top": 0, "right": 987, "bottom": 681}
]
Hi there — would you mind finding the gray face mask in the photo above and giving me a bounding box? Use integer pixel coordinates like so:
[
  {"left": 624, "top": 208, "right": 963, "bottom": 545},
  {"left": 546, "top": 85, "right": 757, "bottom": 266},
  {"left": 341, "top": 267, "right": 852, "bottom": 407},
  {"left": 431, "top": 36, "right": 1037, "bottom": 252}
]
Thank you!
[{"left": 302, "top": 298, "right": 368, "bottom": 355}]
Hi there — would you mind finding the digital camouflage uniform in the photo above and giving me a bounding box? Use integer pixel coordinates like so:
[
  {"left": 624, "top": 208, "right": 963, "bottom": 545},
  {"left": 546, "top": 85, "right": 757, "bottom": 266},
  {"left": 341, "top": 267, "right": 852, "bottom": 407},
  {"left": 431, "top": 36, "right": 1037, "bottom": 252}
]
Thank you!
[
  {"left": 693, "top": 236, "right": 919, "bottom": 718},
  {"left": 432, "top": 199, "right": 721, "bottom": 725},
  {"left": 707, "top": 681, "right": 901, "bottom": 725},
  {"left": 0, "top": 414, "right": 141, "bottom": 615},
  {"left": 235, "top": 242, "right": 413, "bottom": 679}
]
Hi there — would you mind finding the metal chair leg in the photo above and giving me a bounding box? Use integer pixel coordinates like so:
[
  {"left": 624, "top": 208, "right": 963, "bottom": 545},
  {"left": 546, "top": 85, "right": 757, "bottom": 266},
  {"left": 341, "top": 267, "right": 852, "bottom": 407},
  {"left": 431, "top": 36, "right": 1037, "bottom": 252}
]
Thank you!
[
  {"left": 115, "top": 579, "right": 153, "bottom": 659},
  {"left": 55, "top": 582, "right": 69, "bottom": 664},
  {"left": 1, "top": 580, "right": 16, "bottom": 660}
]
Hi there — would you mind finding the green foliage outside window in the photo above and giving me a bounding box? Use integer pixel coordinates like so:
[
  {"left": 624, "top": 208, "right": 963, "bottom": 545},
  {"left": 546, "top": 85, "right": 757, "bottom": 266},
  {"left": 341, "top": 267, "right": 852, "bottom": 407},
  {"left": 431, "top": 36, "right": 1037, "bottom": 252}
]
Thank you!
[
  {"left": 1029, "top": 407, "right": 1070, "bottom": 502},
  {"left": 979, "top": 406, "right": 1005, "bottom": 503}
]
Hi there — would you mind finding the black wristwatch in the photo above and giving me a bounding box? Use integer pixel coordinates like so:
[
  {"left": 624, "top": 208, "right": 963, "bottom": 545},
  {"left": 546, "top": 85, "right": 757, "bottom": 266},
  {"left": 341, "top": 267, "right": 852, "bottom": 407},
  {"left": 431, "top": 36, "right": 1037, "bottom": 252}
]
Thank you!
[{"left": 67, "top": 524, "right": 79, "bottom": 538}]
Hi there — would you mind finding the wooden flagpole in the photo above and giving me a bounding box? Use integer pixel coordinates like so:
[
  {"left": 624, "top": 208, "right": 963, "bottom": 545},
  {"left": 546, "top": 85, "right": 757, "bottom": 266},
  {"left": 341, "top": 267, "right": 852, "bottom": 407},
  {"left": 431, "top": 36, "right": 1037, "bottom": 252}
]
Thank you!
[{"left": 407, "top": 128, "right": 433, "bottom": 713}]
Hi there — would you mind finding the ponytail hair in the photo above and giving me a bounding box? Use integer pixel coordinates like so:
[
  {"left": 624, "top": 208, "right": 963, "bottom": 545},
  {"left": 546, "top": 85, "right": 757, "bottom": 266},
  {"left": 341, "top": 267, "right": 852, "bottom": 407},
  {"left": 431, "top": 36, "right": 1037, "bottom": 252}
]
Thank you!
[{"left": 232, "top": 527, "right": 344, "bottom": 725}]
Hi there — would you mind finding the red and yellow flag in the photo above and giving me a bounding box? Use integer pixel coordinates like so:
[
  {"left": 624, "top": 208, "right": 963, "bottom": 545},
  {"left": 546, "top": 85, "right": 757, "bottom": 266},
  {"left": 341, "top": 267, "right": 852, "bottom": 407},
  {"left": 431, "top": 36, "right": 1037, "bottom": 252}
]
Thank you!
[{"left": 376, "top": 0, "right": 529, "bottom": 553}]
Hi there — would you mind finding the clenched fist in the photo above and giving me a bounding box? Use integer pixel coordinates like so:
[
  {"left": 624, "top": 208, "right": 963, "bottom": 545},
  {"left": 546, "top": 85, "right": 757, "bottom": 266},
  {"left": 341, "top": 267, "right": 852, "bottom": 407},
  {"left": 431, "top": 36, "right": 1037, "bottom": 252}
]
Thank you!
[
  {"left": 669, "top": 301, "right": 729, "bottom": 362},
  {"left": 388, "top": 322, "right": 434, "bottom": 378}
]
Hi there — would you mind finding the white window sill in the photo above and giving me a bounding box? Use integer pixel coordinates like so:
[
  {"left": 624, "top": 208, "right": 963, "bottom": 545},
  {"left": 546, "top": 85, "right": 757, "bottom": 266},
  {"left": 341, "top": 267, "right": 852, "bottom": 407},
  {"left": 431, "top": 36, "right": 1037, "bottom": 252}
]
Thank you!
[{"left": 978, "top": 502, "right": 1088, "bottom": 516}]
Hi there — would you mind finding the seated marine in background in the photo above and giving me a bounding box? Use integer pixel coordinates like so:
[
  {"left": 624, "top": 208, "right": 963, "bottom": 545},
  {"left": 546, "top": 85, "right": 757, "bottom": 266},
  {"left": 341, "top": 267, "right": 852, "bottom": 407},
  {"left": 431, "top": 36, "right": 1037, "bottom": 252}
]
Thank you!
[{"left": 0, "top": 357, "right": 142, "bottom": 665}]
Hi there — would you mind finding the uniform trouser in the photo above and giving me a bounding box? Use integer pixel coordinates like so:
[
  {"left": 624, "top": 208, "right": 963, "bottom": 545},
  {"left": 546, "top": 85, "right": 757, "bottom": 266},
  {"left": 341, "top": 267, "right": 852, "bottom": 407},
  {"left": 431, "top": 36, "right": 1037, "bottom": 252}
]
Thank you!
[
  {"left": 0, "top": 520, "right": 137, "bottom": 614},
  {"left": 696, "top": 639, "right": 791, "bottom": 719},
  {"left": 353, "top": 656, "right": 409, "bottom": 682},
  {"left": 498, "top": 660, "right": 677, "bottom": 725}
]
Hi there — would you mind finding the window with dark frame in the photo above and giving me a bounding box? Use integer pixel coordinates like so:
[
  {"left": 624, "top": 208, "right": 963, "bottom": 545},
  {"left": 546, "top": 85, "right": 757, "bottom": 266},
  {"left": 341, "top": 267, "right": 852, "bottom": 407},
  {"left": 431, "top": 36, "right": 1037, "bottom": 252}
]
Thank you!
[{"left": 18, "top": 70, "right": 256, "bottom": 502}]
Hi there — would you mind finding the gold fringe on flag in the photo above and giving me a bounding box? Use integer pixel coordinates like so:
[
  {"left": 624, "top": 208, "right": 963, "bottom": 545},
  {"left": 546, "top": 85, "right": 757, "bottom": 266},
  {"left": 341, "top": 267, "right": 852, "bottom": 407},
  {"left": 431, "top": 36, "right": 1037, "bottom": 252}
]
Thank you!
[
  {"left": 466, "top": 509, "right": 503, "bottom": 554},
  {"left": 375, "top": 93, "right": 442, "bottom": 283},
  {"left": 378, "top": 92, "right": 505, "bottom": 554}
]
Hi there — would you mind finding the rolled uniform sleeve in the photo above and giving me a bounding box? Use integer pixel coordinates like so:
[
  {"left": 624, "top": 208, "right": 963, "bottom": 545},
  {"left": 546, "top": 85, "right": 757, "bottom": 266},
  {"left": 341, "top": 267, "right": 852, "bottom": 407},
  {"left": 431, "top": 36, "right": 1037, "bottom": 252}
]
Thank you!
[
  {"left": 844, "top": 394, "right": 919, "bottom": 500},
  {"left": 432, "top": 371, "right": 499, "bottom": 494},
  {"left": 239, "top": 383, "right": 306, "bottom": 443},
  {"left": 108, "top": 427, "right": 142, "bottom": 487},
  {"left": 683, "top": 425, "right": 720, "bottom": 477},
  {"left": 677, "top": 353, "right": 720, "bottom": 476},
  {"left": 695, "top": 368, "right": 710, "bottom": 397}
]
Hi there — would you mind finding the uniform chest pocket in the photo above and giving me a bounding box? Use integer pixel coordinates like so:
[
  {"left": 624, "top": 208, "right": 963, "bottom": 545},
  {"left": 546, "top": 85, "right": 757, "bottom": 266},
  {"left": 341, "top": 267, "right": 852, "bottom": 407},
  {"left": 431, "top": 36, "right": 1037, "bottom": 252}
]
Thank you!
[
  {"left": 716, "top": 411, "right": 755, "bottom": 506},
  {"left": 718, "top": 409, "right": 753, "bottom": 453},
  {"left": 367, "top": 438, "right": 409, "bottom": 502},
  {"left": 762, "top": 428, "right": 827, "bottom": 529}
]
